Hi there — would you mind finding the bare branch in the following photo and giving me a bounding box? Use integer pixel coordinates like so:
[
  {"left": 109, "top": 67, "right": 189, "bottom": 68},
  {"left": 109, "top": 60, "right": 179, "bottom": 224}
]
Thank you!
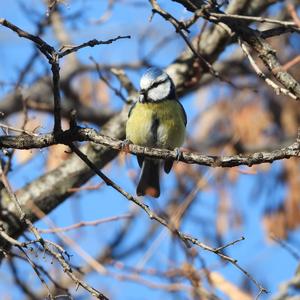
[
  {"left": 0, "top": 19, "right": 130, "bottom": 133},
  {"left": 149, "top": 0, "right": 233, "bottom": 86},
  {"left": 59, "top": 35, "right": 131, "bottom": 58},
  {"left": 237, "top": 26, "right": 300, "bottom": 100},
  {"left": 38, "top": 214, "right": 132, "bottom": 233},
  {"left": 68, "top": 141, "right": 267, "bottom": 293},
  {"left": 239, "top": 39, "right": 299, "bottom": 100},
  {"left": 170, "top": 1, "right": 300, "bottom": 100},
  {"left": 0, "top": 18, "right": 61, "bottom": 131},
  {"left": 0, "top": 127, "right": 299, "bottom": 168},
  {"left": 209, "top": 12, "right": 300, "bottom": 28},
  {"left": 0, "top": 148, "right": 108, "bottom": 299}
]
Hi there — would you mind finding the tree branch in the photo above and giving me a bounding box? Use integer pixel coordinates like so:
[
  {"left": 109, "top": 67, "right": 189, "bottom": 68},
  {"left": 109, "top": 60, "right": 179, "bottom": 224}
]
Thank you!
[
  {"left": 59, "top": 35, "right": 131, "bottom": 58},
  {"left": 171, "top": 0, "right": 300, "bottom": 100},
  {"left": 0, "top": 19, "right": 130, "bottom": 133},
  {"left": 0, "top": 127, "right": 299, "bottom": 167}
]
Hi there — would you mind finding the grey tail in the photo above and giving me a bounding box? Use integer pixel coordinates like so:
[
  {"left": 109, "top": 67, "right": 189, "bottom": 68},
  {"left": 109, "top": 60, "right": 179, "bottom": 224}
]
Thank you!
[
  {"left": 137, "top": 160, "right": 160, "bottom": 198},
  {"left": 164, "top": 160, "right": 173, "bottom": 174}
]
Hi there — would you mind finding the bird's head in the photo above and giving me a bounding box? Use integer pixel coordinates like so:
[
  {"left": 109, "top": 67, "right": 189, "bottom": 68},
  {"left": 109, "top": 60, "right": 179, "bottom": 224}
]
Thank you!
[{"left": 139, "top": 67, "right": 175, "bottom": 103}]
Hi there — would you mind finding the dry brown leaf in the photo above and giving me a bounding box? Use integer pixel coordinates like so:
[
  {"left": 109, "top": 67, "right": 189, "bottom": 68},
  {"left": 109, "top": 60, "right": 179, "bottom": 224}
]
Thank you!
[
  {"left": 232, "top": 101, "right": 272, "bottom": 146},
  {"left": 283, "top": 159, "right": 300, "bottom": 231},
  {"left": 263, "top": 211, "right": 287, "bottom": 240},
  {"left": 15, "top": 149, "right": 36, "bottom": 164},
  {"left": 78, "top": 76, "right": 93, "bottom": 107},
  {"left": 174, "top": 163, "right": 211, "bottom": 191},
  {"left": 227, "top": 167, "right": 239, "bottom": 183},
  {"left": 182, "top": 263, "right": 201, "bottom": 287},
  {"left": 281, "top": 102, "right": 299, "bottom": 135},
  {"left": 96, "top": 80, "right": 110, "bottom": 107},
  {"left": 194, "top": 101, "right": 230, "bottom": 142},
  {"left": 233, "top": 209, "right": 243, "bottom": 230},
  {"left": 263, "top": 158, "right": 300, "bottom": 239},
  {"left": 256, "top": 163, "right": 272, "bottom": 173},
  {"left": 285, "top": 197, "right": 300, "bottom": 230},
  {"left": 127, "top": 169, "right": 138, "bottom": 182},
  {"left": 236, "top": 167, "right": 258, "bottom": 175},
  {"left": 216, "top": 189, "right": 231, "bottom": 236},
  {"left": 173, "top": 161, "right": 194, "bottom": 177},
  {"left": 46, "top": 144, "right": 71, "bottom": 172},
  {"left": 117, "top": 152, "right": 127, "bottom": 166},
  {"left": 23, "top": 116, "right": 43, "bottom": 133},
  {"left": 14, "top": 114, "right": 43, "bottom": 164}
]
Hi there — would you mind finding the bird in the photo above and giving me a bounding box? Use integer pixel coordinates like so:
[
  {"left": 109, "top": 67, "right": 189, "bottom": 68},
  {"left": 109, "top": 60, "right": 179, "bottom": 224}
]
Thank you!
[{"left": 126, "top": 67, "right": 187, "bottom": 198}]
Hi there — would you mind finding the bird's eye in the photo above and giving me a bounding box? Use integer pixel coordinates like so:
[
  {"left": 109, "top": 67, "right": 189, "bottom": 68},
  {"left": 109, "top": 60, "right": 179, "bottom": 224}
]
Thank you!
[
  {"left": 150, "top": 78, "right": 168, "bottom": 90},
  {"left": 151, "top": 81, "right": 161, "bottom": 89}
]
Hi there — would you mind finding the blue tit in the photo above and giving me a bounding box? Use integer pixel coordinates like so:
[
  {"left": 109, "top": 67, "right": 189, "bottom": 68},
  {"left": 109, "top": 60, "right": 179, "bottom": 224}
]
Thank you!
[{"left": 126, "top": 67, "right": 187, "bottom": 198}]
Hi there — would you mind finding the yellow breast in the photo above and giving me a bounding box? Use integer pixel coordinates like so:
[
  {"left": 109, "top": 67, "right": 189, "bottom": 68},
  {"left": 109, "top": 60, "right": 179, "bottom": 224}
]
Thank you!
[{"left": 126, "top": 100, "right": 186, "bottom": 149}]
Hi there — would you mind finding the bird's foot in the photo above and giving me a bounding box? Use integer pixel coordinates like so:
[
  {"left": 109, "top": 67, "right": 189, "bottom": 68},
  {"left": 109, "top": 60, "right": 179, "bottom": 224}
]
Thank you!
[
  {"left": 164, "top": 147, "right": 183, "bottom": 173},
  {"left": 121, "top": 139, "right": 132, "bottom": 153},
  {"left": 174, "top": 147, "right": 183, "bottom": 161}
]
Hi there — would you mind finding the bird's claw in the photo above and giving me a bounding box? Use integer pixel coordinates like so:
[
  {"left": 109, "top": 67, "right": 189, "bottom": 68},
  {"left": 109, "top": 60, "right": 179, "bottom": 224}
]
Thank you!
[
  {"left": 174, "top": 147, "right": 183, "bottom": 161},
  {"left": 121, "top": 139, "right": 132, "bottom": 153}
]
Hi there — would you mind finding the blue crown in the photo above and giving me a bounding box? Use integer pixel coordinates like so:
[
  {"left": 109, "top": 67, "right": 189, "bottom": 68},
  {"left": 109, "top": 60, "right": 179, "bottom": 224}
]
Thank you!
[{"left": 142, "top": 67, "right": 164, "bottom": 81}]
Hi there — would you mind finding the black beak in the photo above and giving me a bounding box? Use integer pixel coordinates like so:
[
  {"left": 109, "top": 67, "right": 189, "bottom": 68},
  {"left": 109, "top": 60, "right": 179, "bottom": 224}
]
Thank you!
[{"left": 139, "top": 89, "right": 147, "bottom": 103}]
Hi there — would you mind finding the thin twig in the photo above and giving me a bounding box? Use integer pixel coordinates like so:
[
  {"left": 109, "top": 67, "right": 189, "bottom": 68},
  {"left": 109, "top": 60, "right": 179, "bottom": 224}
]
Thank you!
[
  {"left": 59, "top": 35, "right": 130, "bottom": 58},
  {"left": 0, "top": 19, "right": 130, "bottom": 133},
  {"left": 270, "top": 235, "right": 300, "bottom": 261},
  {"left": 0, "top": 123, "right": 39, "bottom": 136},
  {"left": 90, "top": 56, "right": 128, "bottom": 103},
  {"left": 27, "top": 201, "right": 108, "bottom": 275},
  {"left": 170, "top": 1, "right": 300, "bottom": 99},
  {"left": 69, "top": 142, "right": 267, "bottom": 292},
  {"left": 209, "top": 12, "right": 299, "bottom": 28},
  {"left": 239, "top": 39, "right": 299, "bottom": 100},
  {"left": 0, "top": 161, "right": 108, "bottom": 299},
  {"left": 149, "top": 0, "right": 235, "bottom": 87},
  {"left": 215, "top": 236, "right": 245, "bottom": 252},
  {"left": 18, "top": 247, "right": 54, "bottom": 300},
  {"left": 38, "top": 214, "right": 132, "bottom": 233}
]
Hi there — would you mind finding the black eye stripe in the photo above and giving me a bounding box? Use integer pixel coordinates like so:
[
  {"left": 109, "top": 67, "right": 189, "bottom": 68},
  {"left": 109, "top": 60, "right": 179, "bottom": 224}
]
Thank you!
[{"left": 148, "top": 78, "right": 168, "bottom": 90}]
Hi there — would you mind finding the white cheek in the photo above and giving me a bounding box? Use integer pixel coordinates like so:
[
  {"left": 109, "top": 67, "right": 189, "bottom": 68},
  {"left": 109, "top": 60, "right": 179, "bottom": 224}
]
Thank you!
[
  {"left": 148, "top": 81, "right": 171, "bottom": 101},
  {"left": 148, "top": 87, "right": 162, "bottom": 101}
]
